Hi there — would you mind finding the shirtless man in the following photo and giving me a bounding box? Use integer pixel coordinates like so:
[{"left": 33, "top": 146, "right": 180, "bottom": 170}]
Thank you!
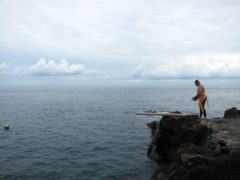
[{"left": 192, "top": 80, "right": 207, "bottom": 119}]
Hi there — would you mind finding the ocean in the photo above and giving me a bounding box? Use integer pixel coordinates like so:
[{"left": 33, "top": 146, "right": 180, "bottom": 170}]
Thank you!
[{"left": 0, "top": 80, "right": 240, "bottom": 180}]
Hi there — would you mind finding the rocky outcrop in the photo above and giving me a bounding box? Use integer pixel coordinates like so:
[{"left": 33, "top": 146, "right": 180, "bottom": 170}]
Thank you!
[
  {"left": 224, "top": 107, "right": 240, "bottom": 119},
  {"left": 147, "top": 107, "right": 240, "bottom": 180}
]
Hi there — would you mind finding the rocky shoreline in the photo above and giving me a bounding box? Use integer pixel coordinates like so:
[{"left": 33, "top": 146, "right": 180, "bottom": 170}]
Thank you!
[{"left": 147, "top": 107, "right": 240, "bottom": 180}]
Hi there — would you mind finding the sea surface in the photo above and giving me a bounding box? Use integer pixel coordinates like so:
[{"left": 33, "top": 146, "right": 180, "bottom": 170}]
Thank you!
[{"left": 0, "top": 80, "right": 240, "bottom": 180}]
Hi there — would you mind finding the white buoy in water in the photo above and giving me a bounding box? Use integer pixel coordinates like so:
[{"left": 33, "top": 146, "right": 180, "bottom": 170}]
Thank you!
[{"left": 3, "top": 125, "right": 10, "bottom": 130}]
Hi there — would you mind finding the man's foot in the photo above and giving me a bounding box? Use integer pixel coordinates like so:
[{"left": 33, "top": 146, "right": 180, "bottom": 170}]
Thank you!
[
  {"left": 200, "top": 117, "right": 208, "bottom": 121},
  {"left": 203, "top": 117, "right": 208, "bottom": 121}
]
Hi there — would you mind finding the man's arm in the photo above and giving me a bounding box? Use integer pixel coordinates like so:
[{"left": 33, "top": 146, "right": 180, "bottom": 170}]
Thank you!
[
  {"left": 192, "top": 95, "right": 198, "bottom": 101},
  {"left": 192, "top": 87, "right": 202, "bottom": 101}
]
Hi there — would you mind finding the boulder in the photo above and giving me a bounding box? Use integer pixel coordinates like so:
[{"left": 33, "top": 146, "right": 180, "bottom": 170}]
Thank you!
[
  {"left": 224, "top": 107, "right": 240, "bottom": 119},
  {"left": 147, "top": 115, "right": 211, "bottom": 163}
]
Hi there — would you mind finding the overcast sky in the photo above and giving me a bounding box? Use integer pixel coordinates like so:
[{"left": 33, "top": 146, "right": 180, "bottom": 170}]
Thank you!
[{"left": 0, "top": 0, "right": 240, "bottom": 83}]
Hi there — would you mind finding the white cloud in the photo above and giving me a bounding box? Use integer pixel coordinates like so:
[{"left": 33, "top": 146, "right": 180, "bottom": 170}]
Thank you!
[
  {"left": 0, "top": 62, "right": 9, "bottom": 73},
  {"left": 132, "top": 54, "right": 240, "bottom": 78},
  {"left": 0, "top": 0, "right": 240, "bottom": 64},
  {"left": 1, "top": 0, "right": 240, "bottom": 80},
  {"left": 2, "top": 53, "right": 240, "bottom": 79},
  {"left": 0, "top": 62, "right": 8, "bottom": 69},
  {"left": 29, "top": 59, "right": 85, "bottom": 75}
]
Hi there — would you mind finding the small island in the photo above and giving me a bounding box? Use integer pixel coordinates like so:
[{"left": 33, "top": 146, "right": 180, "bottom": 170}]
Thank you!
[{"left": 147, "top": 107, "right": 240, "bottom": 180}]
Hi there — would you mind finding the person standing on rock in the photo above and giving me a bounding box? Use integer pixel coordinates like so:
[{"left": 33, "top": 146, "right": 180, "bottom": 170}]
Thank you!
[{"left": 192, "top": 80, "right": 207, "bottom": 119}]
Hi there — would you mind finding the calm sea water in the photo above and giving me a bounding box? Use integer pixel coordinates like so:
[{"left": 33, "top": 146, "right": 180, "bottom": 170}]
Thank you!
[{"left": 0, "top": 81, "right": 240, "bottom": 180}]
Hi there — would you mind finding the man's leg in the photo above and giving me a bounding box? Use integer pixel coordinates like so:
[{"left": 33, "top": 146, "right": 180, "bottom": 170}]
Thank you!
[
  {"left": 202, "top": 98, "right": 207, "bottom": 118},
  {"left": 198, "top": 101, "right": 204, "bottom": 118},
  {"left": 200, "top": 109, "right": 203, "bottom": 117}
]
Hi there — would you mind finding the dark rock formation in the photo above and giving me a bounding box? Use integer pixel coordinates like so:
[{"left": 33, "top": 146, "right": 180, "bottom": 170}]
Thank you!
[
  {"left": 148, "top": 107, "right": 240, "bottom": 180},
  {"left": 148, "top": 115, "right": 211, "bottom": 163},
  {"left": 3, "top": 125, "right": 10, "bottom": 130},
  {"left": 224, "top": 107, "right": 240, "bottom": 119}
]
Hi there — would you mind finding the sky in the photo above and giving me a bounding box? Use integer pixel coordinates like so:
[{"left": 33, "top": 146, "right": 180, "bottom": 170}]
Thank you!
[{"left": 0, "top": 0, "right": 240, "bottom": 84}]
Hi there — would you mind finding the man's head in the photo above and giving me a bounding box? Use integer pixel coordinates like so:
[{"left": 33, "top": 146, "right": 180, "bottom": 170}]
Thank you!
[{"left": 195, "top": 80, "right": 200, "bottom": 86}]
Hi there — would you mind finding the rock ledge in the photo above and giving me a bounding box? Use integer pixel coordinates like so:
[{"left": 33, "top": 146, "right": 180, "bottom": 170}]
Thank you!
[{"left": 147, "top": 107, "right": 240, "bottom": 180}]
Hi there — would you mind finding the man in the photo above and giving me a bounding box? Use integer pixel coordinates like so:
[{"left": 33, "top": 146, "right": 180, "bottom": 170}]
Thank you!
[{"left": 192, "top": 80, "right": 207, "bottom": 119}]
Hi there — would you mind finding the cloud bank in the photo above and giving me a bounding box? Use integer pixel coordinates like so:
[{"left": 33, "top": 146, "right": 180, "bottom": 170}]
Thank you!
[
  {"left": 0, "top": 62, "right": 8, "bottom": 69},
  {"left": 3, "top": 53, "right": 240, "bottom": 79},
  {"left": 0, "top": 0, "right": 240, "bottom": 64},
  {"left": 0, "top": 62, "right": 9, "bottom": 73},
  {"left": 29, "top": 59, "right": 85, "bottom": 75},
  {"left": 132, "top": 54, "right": 240, "bottom": 79},
  {"left": 0, "top": 0, "right": 240, "bottom": 81}
]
